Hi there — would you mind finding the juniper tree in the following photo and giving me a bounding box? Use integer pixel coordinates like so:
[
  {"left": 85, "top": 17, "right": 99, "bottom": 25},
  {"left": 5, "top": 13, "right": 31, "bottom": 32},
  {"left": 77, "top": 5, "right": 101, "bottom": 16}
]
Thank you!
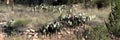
[{"left": 106, "top": 0, "right": 120, "bottom": 36}]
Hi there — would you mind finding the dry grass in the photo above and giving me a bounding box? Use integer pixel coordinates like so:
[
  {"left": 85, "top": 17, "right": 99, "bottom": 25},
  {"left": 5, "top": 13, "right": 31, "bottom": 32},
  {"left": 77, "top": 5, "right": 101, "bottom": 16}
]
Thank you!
[{"left": 0, "top": 4, "right": 111, "bottom": 40}]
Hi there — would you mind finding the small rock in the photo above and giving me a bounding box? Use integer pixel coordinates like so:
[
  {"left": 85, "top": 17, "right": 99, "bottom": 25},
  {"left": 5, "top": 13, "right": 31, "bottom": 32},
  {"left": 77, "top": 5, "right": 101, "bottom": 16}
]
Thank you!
[
  {"left": 30, "top": 29, "right": 35, "bottom": 32},
  {"left": 82, "top": 37, "right": 85, "bottom": 40},
  {"left": 66, "top": 31, "right": 71, "bottom": 34},
  {"left": 58, "top": 35, "right": 62, "bottom": 39},
  {"left": 34, "top": 33, "right": 38, "bottom": 36},
  {"left": 58, "top": 32, "right": 61, "bottom": 35},
  {"left": 28, "top": 35, "right": 32, "bottom": 38},
  {"left": 32, "top": 38, "right": 39, "bottom": 40},
  {"left": 26, "top": 30, "right": 30, "bottom": 33}
]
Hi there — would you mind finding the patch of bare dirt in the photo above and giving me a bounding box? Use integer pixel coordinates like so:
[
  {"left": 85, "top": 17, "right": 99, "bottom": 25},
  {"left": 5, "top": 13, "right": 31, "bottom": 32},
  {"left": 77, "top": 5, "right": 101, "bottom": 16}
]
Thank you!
[{"left": 0, "top": 33, "right": 6, "bottom": 40}]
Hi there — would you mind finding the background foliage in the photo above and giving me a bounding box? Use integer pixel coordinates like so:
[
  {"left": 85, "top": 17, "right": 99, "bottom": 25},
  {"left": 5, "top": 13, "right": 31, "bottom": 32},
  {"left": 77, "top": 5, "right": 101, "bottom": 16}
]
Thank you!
[{"left": 106, "top": 0, "right": 120, "bottom": 36}]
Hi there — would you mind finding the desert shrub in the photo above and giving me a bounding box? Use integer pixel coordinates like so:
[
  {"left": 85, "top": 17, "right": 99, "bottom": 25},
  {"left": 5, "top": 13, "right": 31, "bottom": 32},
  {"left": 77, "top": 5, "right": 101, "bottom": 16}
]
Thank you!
[
  {"left": 74, "top": 25, "right": 111, "bottom": 40},
  {"left": 82, "top": 0, "right": 110, "bottom": 8},
  {"left": 106, "top": 0, "right": 120, "bottom": 36},
  {"left": 12, "top": 19, "right": 30, "bottom": 27},
  {"left": 89, "top": 25, "right": 111, "bottom": 40},
  {"left": 3, "top": 18, "right": 30, "bottom": 35}
]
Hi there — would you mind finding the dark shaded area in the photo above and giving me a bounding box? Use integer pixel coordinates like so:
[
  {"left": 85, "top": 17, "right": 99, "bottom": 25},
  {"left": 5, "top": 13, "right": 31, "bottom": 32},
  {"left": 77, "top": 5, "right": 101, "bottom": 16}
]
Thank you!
[
  {"left": 96, "top": 1, "right": 104, "bottom": 9},
  {"left": 0, "top": 0, "right": 110, "bottom": 8},
  {"left": 0, "top": 0, "right": 80, "bottom": 6},
  {"left": 3, "top": 26, "right": 16, "bottom": 35},
  {"left": 4, "top": 27, "right": 13, "bottom": 35},
  {"left": 50, "top": 0, "right": 68, "bottom": 5},
  {"left": 13, "top": 0, "right": 44, "bottom": 6},
  {"left": 96, "top": 0, "right": 110, "bottom": 9},
  {"left": 0, "top": 0, "right": 6, "bottom": 4},
  {"left": 2, "top": 25, "right": 22, "bottom": 35}
]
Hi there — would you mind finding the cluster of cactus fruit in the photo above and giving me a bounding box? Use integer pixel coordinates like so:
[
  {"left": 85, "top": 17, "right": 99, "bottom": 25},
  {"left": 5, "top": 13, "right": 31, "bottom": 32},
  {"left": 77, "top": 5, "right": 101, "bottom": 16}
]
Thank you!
[{"left": 39, "top": 13, "right": 90, "bottom": 34}]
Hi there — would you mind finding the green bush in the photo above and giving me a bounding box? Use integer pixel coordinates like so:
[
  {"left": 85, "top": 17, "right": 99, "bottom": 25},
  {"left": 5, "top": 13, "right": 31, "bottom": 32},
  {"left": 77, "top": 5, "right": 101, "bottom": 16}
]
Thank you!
[
  {"left": 106, "top": 0, "right": 120, "bottom": 36},
  {"left": 89, "top": 25, "right": 111, "bottom": 40},
  {"left": 12, "top": 19, "right": 30, "bottom": 27}
]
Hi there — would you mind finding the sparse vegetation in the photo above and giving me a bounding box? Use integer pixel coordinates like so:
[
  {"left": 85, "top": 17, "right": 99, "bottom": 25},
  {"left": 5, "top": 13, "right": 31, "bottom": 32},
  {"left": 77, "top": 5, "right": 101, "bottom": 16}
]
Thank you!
[
  {"left": 89, "top": 25, "right": 111, "bottom": 40},
  {"left": 0, "top": 0, "right": 116, "bottom": 40},
  {"left": 3, "top": 18, "right": 30, "bottom": 35},
  {"left": 12, "top": 18, "right": 30, "bottom": 27}
]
